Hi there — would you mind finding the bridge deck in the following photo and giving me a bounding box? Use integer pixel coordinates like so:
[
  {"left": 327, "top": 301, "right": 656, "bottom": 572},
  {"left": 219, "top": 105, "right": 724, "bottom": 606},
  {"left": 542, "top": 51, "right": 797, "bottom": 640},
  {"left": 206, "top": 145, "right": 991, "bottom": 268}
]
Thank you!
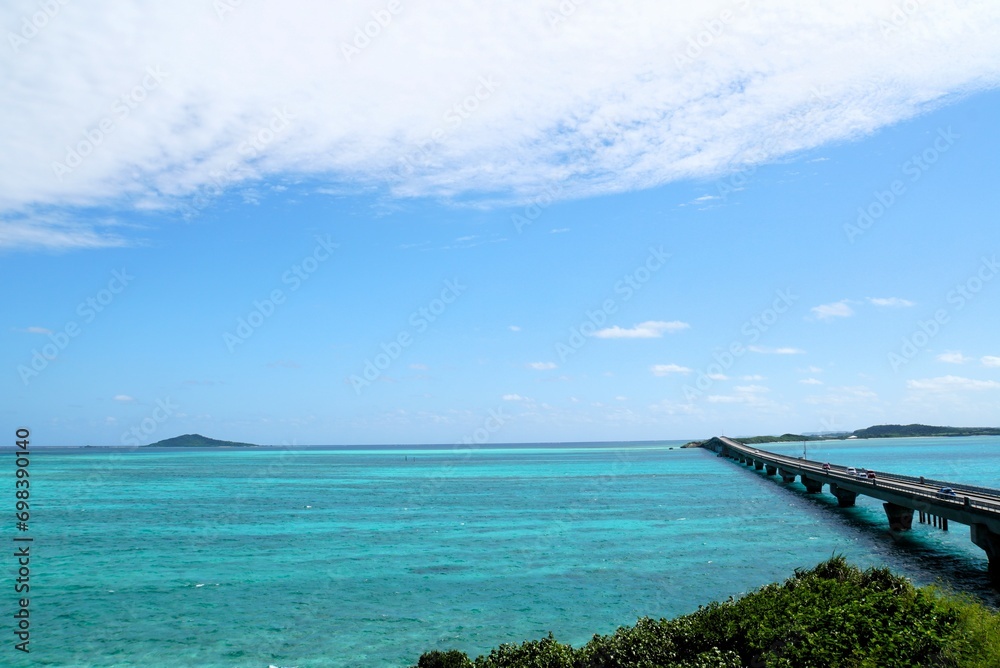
[{"left": 707, "top": 436, "right": 1000, "bottom": 585}]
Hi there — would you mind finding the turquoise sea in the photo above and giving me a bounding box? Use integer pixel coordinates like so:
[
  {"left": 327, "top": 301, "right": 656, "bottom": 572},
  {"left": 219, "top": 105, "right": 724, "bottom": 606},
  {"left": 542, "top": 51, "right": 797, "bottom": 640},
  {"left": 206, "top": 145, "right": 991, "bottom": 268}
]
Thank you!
[{"left": 13, "top": 436, "right": 1000, "bottom": 667}]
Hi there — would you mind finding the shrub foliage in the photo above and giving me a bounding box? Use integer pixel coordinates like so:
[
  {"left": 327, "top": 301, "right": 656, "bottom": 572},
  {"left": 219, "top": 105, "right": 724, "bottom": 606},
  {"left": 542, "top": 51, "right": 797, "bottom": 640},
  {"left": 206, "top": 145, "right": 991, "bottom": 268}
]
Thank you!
[{"left": 410, "top": 557, "right": 1000, "bottom": 667}]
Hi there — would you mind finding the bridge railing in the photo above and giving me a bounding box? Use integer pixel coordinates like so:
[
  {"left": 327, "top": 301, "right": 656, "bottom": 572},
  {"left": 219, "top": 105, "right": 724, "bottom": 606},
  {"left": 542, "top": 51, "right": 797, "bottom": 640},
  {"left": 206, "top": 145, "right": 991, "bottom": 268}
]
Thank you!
[
  {"left": 840, "top": 476, "right": 1000, "bottom": 514},
  {"left": 869, "top": 471, "right": 1000, "bottom": 499},
  {"left": 720, "top": 440, "right": 1000, "bottom": 515}
]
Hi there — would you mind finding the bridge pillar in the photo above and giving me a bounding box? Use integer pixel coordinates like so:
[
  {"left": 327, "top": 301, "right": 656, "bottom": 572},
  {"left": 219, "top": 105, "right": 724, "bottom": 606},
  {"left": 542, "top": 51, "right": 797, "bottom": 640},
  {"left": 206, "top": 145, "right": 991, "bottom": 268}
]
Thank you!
[
  {"left": 765, "top": 465, "right": 777, "bottom": 476},
  {"left": 883, "top": 502, "right": 914, "bottom": 531},
  {"left": 800, "top": 475, "right": 823, "bottom": 493},
  {"left": 830, "top": 484, "right": 857, "bottom": 507},
  {"left": 754, "top": 461, "right": 764, "bottom": 471},
  {"left": 778, "top": 468, "right": 796, "bottom": 483},
  {"left": 971, "top": 524, "right": 1000, "bottom": 587}
]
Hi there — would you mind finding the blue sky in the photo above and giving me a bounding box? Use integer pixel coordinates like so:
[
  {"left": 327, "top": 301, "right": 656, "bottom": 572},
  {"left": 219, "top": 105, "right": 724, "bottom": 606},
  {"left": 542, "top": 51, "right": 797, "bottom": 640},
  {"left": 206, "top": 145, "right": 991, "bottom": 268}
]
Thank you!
[{"left": 3, "top": 1, "right": 1000, "bottom": 445}]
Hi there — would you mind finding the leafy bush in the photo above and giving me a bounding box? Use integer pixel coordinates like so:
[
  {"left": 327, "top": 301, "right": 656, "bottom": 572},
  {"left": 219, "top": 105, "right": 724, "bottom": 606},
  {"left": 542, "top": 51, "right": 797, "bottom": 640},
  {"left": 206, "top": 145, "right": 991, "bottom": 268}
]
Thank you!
[{"left": 410, "top": 557, "right": 1000, "bottom": 668}]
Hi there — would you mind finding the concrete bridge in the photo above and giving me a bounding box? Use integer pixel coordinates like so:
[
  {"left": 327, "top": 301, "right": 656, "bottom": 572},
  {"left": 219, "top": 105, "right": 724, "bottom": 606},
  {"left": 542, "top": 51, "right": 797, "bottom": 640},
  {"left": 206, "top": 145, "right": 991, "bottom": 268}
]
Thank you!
[{"left": 706, "top": 436, "right": 1000, "bottom": 586}]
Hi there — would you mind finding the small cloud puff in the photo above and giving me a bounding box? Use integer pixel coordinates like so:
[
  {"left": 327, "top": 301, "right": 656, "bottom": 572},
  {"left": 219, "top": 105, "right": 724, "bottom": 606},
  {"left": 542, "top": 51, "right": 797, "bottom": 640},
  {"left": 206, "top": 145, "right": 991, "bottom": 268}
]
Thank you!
[{"left": 594, "top": 320, "right": 689, "bottom": 339}]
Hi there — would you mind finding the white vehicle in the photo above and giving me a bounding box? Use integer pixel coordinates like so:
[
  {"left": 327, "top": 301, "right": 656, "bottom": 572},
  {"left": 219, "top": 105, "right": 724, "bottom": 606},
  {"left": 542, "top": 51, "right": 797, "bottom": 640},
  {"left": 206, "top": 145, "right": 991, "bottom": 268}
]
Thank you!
[{"left": 846, "top": 467, "right": 857, "bottom": 475}]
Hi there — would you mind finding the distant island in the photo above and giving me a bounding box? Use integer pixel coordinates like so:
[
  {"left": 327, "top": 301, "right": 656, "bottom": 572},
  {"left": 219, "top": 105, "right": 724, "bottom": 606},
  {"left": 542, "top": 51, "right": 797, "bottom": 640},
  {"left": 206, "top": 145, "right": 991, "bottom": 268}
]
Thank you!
[
  {"left": 682, "top": 423, "right": 1000, "bottom": 448},
  {"left": 144, "top": 433, "right": 258, "bottom": 448},
  {"left": 850, "top": 424, "right": 1000, "bottom": 438}
]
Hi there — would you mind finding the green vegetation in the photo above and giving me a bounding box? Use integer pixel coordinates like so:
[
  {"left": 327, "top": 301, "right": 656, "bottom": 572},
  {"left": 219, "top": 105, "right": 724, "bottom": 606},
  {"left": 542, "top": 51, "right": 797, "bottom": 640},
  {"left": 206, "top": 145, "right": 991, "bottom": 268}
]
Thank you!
[
  {"left": 850, "top": 424, "right": 1000, "bottom": 439},
  {"left": 684, "top": 424, "right": 1000, "bottom": 448},
  {"left": 410, "top": 557, "right": 1000, "bottom": 668},
  {"left": 682, "top": 434, "right": 819, "bottom": 448},
  {"left": 143, "top": 433, "right": 257, "bottom": 448},
  {"left": 734, "top": 433, "right": 820, "bottom": 445}
]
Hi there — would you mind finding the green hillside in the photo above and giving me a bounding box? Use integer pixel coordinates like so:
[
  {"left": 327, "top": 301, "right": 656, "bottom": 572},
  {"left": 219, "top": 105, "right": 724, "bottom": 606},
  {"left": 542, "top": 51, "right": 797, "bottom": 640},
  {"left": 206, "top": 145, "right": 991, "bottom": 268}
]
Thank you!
[
  {"left": 851, "top": 424, "right": 1000, "bottom": 439},
  {"left": 144, "top": 433, "right": 257, "bottom": 448},
  {"left": 410, "top": 557, "right": 1000, "bottom": 668}
]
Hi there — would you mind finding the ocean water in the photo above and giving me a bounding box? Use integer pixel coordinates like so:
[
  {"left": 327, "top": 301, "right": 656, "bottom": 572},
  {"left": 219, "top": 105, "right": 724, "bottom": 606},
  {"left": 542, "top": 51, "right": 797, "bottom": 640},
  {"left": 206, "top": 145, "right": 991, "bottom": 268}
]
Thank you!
[{"left": 14, "top": 436, "right": 1000, "bottom": 667}]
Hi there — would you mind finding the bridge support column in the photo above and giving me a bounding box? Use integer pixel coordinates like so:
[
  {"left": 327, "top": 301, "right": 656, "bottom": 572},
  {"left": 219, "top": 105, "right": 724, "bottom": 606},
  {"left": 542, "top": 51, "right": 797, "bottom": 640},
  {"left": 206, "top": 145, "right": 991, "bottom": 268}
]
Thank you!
[
  {"left": 754, "top": 461, "right": 763, "bottom": 471},
  {"left": 765, "top": 465, "right": 777, "bottom": 476},
  {"left": 971, "top": 524, "right": 1000, "bottom": 587},
  {"left": 778, "top": 468, "right": 796, "bottom": 483},
  {"left": 800, "top": 475, "right": 823, "bottom": 493},
  {"left": 883, "top": 502, "right": 914, "bottom": 532},
  {"left": 830, "top": 484, "right": 857, "bottom": 507}
]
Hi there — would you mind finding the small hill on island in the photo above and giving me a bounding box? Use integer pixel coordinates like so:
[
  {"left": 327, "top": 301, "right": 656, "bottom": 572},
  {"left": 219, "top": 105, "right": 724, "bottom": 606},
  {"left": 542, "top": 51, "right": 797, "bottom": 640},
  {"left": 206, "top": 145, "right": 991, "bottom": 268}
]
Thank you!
[
  {"left": 144, "top": 433, "right": 258, "bottom": 448},
  {"left": 850, "top": 423, "right": 1000, "bottom": 438},
  {"left": 682, "top": 423, "right": 1000, "bottom": 447}
]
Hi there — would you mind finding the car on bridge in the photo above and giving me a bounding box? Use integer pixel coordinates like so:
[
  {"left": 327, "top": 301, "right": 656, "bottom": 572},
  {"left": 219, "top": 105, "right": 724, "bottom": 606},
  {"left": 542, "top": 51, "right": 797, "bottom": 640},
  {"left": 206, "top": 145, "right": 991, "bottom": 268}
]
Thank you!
[
  {"left": 937, "top": 487, "right": 958, "bottom": 499},
  {"left": 822, "top": 463, "right": 832, "bottom": 471},
  {"left": 867, "top": 471, "right": 877, "bottom": 480},
  {"left": 846, "top": 467, "right": 857, "bottom": 476}
]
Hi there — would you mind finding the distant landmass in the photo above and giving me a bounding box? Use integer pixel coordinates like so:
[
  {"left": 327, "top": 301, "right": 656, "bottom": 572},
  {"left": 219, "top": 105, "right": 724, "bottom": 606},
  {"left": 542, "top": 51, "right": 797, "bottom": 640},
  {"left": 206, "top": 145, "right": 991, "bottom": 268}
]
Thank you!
[
  {"left": 850, "top": 424, "right": 1000, "bottom": 439},
  {"left": 144, "top": 433, "right": 258, "bottom": 448},
  {"left": 682, "top": 424, "right": 1000, "bottom": 448}
]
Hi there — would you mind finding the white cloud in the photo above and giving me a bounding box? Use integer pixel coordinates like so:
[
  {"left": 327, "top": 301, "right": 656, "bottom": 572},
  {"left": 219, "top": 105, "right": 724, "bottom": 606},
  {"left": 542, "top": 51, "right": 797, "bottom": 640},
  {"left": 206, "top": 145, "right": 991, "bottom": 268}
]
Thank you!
[
  {"left": 803, "top": 385, "right": 877, "bottom": 405},
  {"left": 1, "top": 213, "right": 132, "bottom": 251},
  {"left": 651, "top": 363, "right": 691, "bottom": 376},
  {"left": 981, "top": 356, "right": 1000, "bottom": 368},
  {"left": 113, "top": 394, "right": 134, "bottom": 402},
  {"left": 502, "top": 393, "right": 526, "bottom": 401},
  {"left": 937, "top": 351, "right": 970, "bottom": 364},
  {"left": 811, "top": 300, "right": 854, "bottom": 320},
  {"left": 5, "top": 2, "right": 1000, "bottom": 247},
  {"left": 707, "top": 373, "right": 728, "bottom": 381},
  {"left": 681, "top": 194, "right": 720, "bottom": 207},
  {"left": 594, "top": 320, "right": 689, "bottom": 339},
  {"left": 21, "top": 326, "right": 53, "bottom": 335},
  {"left": 748, "top": 346, "right": 805, "bottom": 355},
  {"left": 907, "top": 375, "right": 1000, "bottom": 392},
  {"left": 508, "top": 325, "right": 521, "bottom": 332},
  {"left": 734, "top": 384, "right": 769, "bottom": 394},
  {"left": 707, "top": 384, "right": 771, "bottom": 405},
  {"left": 550, "top": 228, "right": 569, "bottom": 233},
  {"left": 799, "top": 378, "right": 823, "bottom": 385},
  {"left": 527, "top": 361, "right": 557, "bottom": 370},
  {"left": 799, "top": 366, "right": 823, "bottom": 373},
  {"left": 409, "top": 363, "right": 429, "bottom": 370},
  {"left": 741, "top": 374, "right": 765, "bottom": 381},
  {"left": 868, "top": 297, "right": 915, "bottom": 307}
]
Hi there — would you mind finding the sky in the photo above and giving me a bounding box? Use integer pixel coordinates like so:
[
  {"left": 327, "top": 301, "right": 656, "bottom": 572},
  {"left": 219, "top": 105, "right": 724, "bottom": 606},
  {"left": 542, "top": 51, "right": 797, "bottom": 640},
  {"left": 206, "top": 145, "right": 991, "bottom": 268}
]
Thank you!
[{"left": 3, "top": 1, "right": 1000, "bottom": 446}]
